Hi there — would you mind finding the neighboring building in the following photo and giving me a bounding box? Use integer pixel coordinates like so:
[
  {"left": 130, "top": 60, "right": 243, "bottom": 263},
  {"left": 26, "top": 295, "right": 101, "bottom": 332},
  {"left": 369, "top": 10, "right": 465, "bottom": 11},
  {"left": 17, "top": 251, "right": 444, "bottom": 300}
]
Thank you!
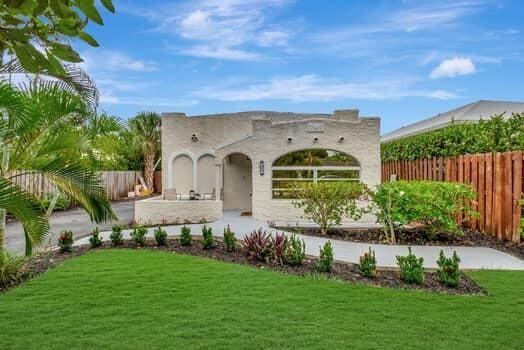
[
  {"left": 135, "top": 110, "right": 380, "bottom": 225},
  {"left": 381, "top": 100, "right": 524, "bottom": 143}
]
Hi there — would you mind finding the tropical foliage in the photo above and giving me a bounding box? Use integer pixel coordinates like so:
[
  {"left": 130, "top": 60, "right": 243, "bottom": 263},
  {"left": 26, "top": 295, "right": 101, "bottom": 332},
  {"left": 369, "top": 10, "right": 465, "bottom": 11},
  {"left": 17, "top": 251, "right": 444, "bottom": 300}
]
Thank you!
[
  {"left": 0, "top": 0, "right": 114, "bottom": 78},
  {"left": 381, "top": 113, "right": 524, "bottom": 161},
  {"left": 0, "top": 81, "right": 115, "bottom": 255},
  {"left": 372, "top": 181, "right": 477, "bottom": 244},
  {"left": 128, "top": 112, "right": 161, "bottom": 189},
  {"left": 292, "top": 181, "right": 368, "bottom": 235}
]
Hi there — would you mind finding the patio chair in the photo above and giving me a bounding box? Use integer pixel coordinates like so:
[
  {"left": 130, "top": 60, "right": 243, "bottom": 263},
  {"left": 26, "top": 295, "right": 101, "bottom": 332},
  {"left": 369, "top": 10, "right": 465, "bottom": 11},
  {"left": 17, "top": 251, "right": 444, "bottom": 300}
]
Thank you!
[
  {"left": 164, "top": 188, "right": 178, "bottom": 200},
  {"left": 201, "top": 188, "right": 216, "bottom": 200}
]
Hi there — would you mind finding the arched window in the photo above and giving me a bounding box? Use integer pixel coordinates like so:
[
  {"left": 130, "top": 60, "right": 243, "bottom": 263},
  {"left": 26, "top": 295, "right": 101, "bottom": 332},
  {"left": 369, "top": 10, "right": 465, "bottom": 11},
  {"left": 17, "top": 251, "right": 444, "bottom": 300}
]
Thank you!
[{"left": 272, "top": 149, "right": 360, "bottom": 199}]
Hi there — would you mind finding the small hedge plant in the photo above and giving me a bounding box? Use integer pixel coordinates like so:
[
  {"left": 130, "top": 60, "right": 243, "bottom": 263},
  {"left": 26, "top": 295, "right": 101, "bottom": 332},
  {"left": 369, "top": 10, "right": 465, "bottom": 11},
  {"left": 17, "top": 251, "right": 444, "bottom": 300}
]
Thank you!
[
  {"left": 243, "top": 229, "right": 274, "bottom": 263},
  {"left": 180, "top": 225, "right": 191, "bottom": 246},
  {"left": 58, "top": 230, "right": 74, "bottom": 253},
  {"left": 0, "top": 249, "right": 25, "bottom": 288},
  {"left": 223, "top": 225, "right": 236, "bottom": 252},
  {"left": 436, "top": 250, "right": 461, "bottom": 288},
  {"left": 373, "top": 181, "right": 478, "bottom": 244},
  {"left": 358, "top": 247, "right": 377, "bottom": 278},
  {"left": 110, "top": 225, "right": 123, "bottom": 246},
  {"left": 202, "top": 225, "right": 214, "bottom": 249},
  {"left": 317, "top": 241, "right": 334, "bottom": 272},
  {"left": 130, "top": 226, "right": 148, "bottom": 246},
  {"left": 396, "top": 247, "right": 424, "bottom": 284},
  {"left": 154, "top": 226, "right": 168, "bottom": 246},
  {"left": 89, "top": 227, "right": 103, "bottom": 248},
  {"left": 283, "top": 233, "right": 306, "bottom": 266}
]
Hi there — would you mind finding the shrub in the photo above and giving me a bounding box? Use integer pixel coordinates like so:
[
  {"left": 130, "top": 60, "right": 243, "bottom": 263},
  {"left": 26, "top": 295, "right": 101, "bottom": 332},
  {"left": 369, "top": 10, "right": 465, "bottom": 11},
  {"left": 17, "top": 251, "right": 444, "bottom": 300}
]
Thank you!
[
  {"left": 180, "top": 225, "right": 191, "bottom": 246},
  {"left": 272, "top": 232, "right": 289, "bottom": 265},
  {"left": 89, "top": 227, "right": 103, "bottom": 248},
  {"left": 202, "top": 225, "right": 214, "bottom": 249},
  {"left": 292, "top": 182, "right": 368, "bottom": 235},
  {"left": 317, "top": 241, "right": 334, "bottom": 272},
  {"left": 358, "top": 247, "right": 377, "bottom": 278},
  {"left": 436, "top": 250, "right": 461, "bottom": 288},
  {"left": 41, "top": 192, "right": 71, "bottom": 211},
  {"left": 154, "top": 226, "right": 168, "bottom": 246},
  {"left": 372, "top": 181, "right": 478, "bottom": 243},
  {"left": 223, "top": 225, "right": 237, "bottom": 252},
  {"left": 130, "top": 226, "right": 148, "bottom": 246},
  {"left": 110, "top": 225, "right": 123, "bottom": 246},
  {"left": 396, "top": 247, "right": 424, "bottom": 284},
  {"left": 58, "top": 230, "right": 74, "bottom": 253},
  {"left": 0, "top": 249, "right": 25, "bottom": 288},
  {"left": 381, "top": 113, "right": 524, "bottom": 161},
  {"left": 283, "top": 233, "right": 306, "bottom": 266},
  {"left": 243, "top": 229, "right": 274, "bottom": 263}
]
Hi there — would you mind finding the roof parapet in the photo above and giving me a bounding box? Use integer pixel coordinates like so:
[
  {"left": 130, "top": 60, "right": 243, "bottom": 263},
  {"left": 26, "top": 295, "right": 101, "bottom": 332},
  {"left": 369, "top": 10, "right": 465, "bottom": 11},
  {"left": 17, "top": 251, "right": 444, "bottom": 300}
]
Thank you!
[{"left": 334, "top": 109, "right": 359, "bottom": 121}]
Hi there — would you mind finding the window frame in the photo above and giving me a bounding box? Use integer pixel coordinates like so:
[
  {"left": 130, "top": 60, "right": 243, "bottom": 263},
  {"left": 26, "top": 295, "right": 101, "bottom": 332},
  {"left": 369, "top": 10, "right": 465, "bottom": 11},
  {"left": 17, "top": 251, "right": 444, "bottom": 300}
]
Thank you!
[{"left": 271, "top": 165, "right": 361, "bottom": 199}]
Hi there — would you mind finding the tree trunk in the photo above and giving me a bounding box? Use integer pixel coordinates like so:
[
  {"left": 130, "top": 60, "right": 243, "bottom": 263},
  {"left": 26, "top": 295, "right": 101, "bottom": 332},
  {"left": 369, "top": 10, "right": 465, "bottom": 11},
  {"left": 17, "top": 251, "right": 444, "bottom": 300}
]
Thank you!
[
  {"left": 0, "top": 209, "right": 6, "bottom": 250},
  {"left": 144, "top": 152, "right": 155, "bottom": 191}
]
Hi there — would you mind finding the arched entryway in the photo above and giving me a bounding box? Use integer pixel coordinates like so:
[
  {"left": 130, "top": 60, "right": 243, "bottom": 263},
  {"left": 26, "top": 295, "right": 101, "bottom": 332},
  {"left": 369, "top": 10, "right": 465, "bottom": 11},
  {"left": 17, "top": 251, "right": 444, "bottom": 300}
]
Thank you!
[
  {"left": 222, "top": 152, "right": 252, "bottom": 212},
  {"left": 171, "top": 154, "right": 194, "bottom": 194}
]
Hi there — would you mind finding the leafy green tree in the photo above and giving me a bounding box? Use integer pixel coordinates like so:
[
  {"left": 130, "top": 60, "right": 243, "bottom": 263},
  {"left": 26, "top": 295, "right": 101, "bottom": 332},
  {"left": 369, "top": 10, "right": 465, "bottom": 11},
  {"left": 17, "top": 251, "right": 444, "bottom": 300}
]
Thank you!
[
  {"left": 128, "top": 112, "right": 161, "bottom": 190},
  {"left": 292, "top": 182, "right": 368, "bottom": 235},
  {"left": 0, "top": 80, "right": 116, "bottom": 255},
  {"left": 0, "top": 0, "right": 115, "bottom": 78}
]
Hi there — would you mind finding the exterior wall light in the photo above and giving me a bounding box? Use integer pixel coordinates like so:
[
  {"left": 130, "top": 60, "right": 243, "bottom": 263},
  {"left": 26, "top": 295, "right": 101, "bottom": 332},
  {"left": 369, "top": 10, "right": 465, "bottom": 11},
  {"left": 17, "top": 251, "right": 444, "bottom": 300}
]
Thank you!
[
  {"left": 259, "top": 160, "right": 265, "bottom": 176},
  {"left": 191, "top": 134, "right": 198, "bottom": 142}
]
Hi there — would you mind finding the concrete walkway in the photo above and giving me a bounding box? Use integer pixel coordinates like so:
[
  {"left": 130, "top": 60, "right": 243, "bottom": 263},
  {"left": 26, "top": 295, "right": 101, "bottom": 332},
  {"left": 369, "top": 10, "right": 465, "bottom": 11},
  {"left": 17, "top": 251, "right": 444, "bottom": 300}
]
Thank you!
[{"left": 76, "top": 210, "right": 524, "bottom": 270}]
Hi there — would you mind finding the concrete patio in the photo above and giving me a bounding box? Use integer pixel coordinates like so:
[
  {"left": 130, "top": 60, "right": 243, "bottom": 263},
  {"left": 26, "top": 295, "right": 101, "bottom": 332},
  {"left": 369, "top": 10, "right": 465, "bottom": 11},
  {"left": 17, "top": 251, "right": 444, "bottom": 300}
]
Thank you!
[{"left": 76, "top": 210, "right": 524, "bottom": 270}]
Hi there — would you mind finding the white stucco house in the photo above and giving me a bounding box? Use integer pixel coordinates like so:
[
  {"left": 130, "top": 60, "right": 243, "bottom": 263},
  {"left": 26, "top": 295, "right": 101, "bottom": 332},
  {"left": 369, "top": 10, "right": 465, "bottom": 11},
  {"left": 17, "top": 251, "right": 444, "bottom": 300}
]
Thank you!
[{"left": 135, "top": 110, "right": 380, "bottom": 226}]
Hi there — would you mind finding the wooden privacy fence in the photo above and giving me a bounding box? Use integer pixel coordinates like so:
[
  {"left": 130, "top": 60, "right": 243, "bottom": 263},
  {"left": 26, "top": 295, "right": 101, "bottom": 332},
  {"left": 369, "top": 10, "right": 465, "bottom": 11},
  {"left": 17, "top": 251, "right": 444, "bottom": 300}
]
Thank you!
[
  {"left": 9, "top": 170, "right": 143, "bottom": 201},
  {"left": 382, "top": 151, "right": 523, "bottom": 242}
]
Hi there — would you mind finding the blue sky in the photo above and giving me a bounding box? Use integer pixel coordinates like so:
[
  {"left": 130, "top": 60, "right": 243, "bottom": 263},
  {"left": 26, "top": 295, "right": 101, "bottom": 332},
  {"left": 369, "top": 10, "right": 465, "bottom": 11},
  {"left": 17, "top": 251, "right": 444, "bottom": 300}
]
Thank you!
[{"left": 80, "top": 0, "right": 524, "bottom": 133}]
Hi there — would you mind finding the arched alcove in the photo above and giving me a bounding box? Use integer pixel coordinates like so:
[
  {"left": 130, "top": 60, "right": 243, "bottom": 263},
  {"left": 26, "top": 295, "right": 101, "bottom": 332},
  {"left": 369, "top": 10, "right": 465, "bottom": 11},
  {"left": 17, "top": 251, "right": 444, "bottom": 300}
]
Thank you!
[
  {"left": 197, "top": 154, "right": 216, "bottom": 197},
  {"left": 172, "top": 154, "right": 194, "bottom": 195}
]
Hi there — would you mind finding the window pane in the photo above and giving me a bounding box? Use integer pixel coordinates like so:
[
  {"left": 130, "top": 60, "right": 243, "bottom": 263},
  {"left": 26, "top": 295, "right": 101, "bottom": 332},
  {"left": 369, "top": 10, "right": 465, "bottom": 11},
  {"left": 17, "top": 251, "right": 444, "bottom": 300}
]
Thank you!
[
  {"left": 273, "top": 149, "right": 359, "bottom": 166},
  {"left": 272, "top": 169, "right": 314, "bottom": 179},
  {"left": 317, "top": 169, "right": 359, "bottom": 180}
]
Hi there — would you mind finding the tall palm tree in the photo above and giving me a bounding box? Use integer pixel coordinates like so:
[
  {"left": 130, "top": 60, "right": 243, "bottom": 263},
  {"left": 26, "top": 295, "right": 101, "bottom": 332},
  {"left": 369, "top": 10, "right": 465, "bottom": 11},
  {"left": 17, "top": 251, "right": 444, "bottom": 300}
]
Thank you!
[
  {"left": 0, "top": 81, "right": 116, "bottom": 255},
  {"left": 128, "top": 112, "right": 161, "bottom": 190}
]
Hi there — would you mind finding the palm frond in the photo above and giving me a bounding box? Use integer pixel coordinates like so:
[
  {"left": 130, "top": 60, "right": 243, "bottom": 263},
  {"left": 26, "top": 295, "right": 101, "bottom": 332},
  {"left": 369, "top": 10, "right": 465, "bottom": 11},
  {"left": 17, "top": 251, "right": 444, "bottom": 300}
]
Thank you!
[
  {"left": 26, "top": 158, "right": 116, "bottom": 223},
  {"left": 0, "top": 178, "right": 49, "bottom": 255},
  {"left": 0, "top": 59, "right": 99, "bottom": 108}
]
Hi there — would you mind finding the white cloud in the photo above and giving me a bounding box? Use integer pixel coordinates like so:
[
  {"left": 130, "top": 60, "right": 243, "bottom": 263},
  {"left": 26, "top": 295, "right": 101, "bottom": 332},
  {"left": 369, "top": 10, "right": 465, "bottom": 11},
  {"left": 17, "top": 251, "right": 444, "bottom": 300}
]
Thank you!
[
  {"left": 134, "top": 0, "right": 295, "bottom": 60},
  {"left": 100, "top": 94, "right": 199, "bottom": 107},
  {"left": 81, "top": 50, "right": 157, "bottom": 73},
  {"left": 430, "top": 57, "right": 476, "bottom": 78},
  {"left": 180, "top": 45, "right": 260, "bottom": 61},
  {"left": 195, "top": 74, "right": 459, "bottom": 102},
  {"left": 257, "top": 30, "right": 291, "bottom": 47}
]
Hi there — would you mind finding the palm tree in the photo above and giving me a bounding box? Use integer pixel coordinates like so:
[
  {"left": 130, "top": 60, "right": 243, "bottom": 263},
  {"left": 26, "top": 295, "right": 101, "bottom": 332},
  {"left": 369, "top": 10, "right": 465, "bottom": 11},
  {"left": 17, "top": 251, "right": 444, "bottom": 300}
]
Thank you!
[
  {"left": 0, "top": 81, "right": 116, "bottom": 255},
  {"left": 128, "top": 112, "right": 161, "bottom": 191}
]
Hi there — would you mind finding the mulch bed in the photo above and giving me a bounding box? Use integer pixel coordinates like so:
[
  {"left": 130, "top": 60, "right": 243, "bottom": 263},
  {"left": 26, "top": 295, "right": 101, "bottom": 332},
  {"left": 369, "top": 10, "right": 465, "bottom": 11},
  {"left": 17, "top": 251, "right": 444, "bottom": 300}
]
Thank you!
[
  {"left": 1, "top": 237, "right": 484, "bottom": 296},
  {"left": 275, "top": 226, "right": 524, "bottom": 260}
]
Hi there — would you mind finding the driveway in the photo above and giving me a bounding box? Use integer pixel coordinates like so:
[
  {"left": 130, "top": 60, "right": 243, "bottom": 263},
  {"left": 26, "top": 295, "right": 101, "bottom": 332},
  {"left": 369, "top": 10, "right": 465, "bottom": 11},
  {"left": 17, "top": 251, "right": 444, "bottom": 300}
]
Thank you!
[{"left": 5, "top": 200, "right": 135, "bottom": 254}]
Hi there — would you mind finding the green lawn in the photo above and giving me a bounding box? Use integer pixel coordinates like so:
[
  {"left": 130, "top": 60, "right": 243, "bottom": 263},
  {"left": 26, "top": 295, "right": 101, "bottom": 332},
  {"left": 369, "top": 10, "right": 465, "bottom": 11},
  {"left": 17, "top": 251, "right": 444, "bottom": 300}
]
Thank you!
[{"left": 1, "top": 250, "right": 523, "bottom": 349}]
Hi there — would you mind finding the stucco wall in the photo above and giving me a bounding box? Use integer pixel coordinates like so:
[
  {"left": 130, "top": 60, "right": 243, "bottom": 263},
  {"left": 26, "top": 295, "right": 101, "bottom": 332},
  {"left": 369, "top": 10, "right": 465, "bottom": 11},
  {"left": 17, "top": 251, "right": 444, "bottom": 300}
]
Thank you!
[
  {"left": 161, "top": 110, "right": 380, "bottom": 225},
  {"left": 135, "top": 197, "right": 223, "bottom": 225}
]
